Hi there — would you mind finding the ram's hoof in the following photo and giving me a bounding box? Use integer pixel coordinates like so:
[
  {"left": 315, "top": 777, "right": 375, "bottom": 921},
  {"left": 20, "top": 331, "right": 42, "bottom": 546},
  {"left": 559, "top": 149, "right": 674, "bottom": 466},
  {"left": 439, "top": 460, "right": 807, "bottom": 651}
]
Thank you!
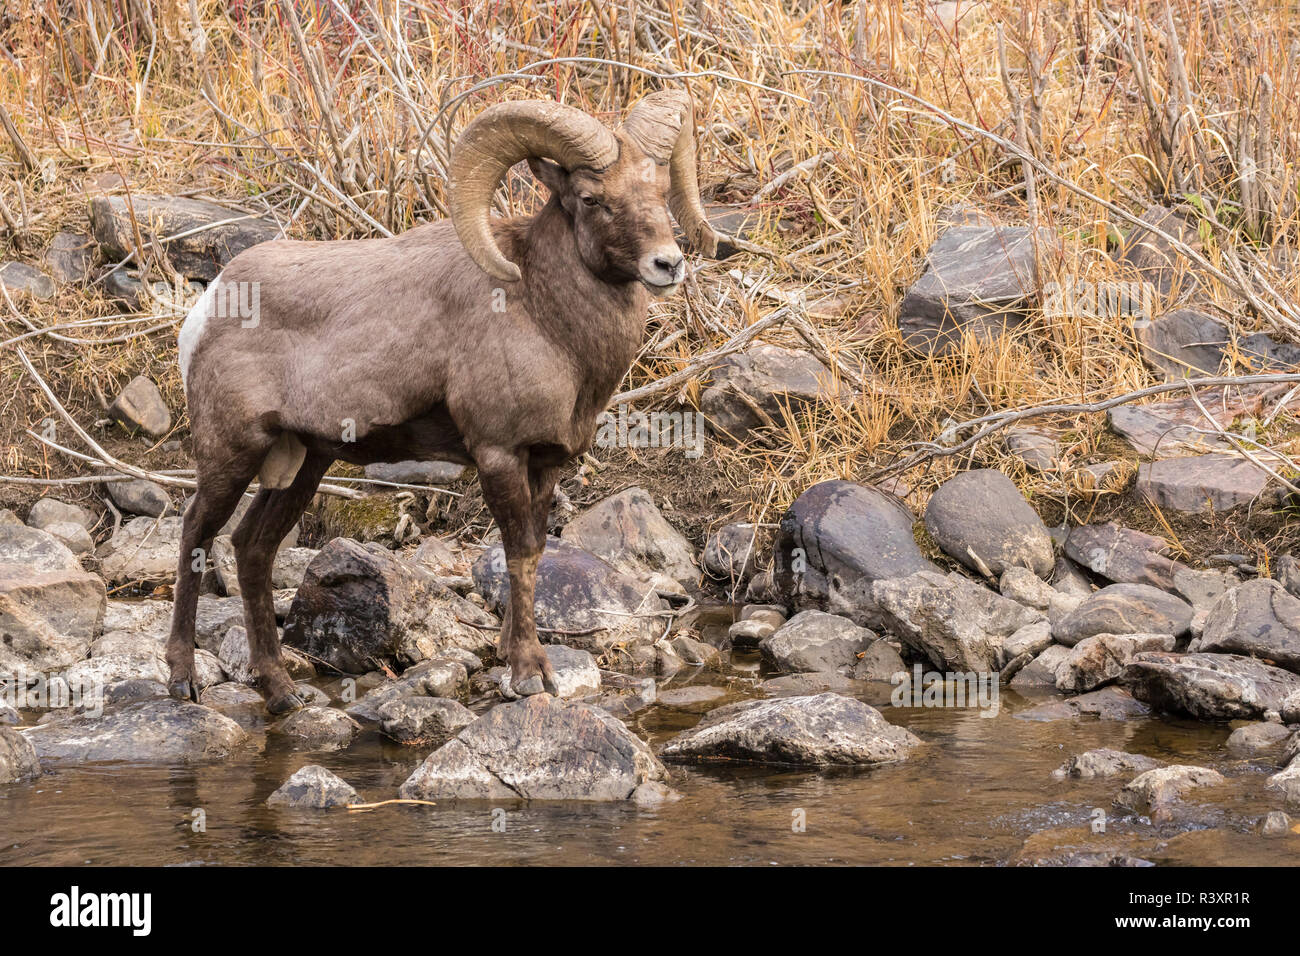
[
  {"left": 499, "top": 670, "right": 557, "bottom": 699},
  {"left": 266, "top": 692, "right": 304, "bottom": 716},
  {"left": 168, "top": 679, "right": 197, "bottom": 703}
]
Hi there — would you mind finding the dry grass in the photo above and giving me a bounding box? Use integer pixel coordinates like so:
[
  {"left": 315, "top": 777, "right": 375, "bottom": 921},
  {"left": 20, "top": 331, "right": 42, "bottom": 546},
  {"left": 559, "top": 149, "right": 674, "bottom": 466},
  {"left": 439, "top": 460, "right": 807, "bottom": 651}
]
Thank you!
[{"left": 0, "top": 0, "right": 1298, "bottom": 560}]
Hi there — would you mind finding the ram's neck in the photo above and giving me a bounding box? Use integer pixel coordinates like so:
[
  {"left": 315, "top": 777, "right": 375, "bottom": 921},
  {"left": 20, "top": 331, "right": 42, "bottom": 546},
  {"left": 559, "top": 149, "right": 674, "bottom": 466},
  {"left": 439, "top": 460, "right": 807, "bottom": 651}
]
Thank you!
[{"left": 513, "top": 201, "right": 649, "bottom": 404}]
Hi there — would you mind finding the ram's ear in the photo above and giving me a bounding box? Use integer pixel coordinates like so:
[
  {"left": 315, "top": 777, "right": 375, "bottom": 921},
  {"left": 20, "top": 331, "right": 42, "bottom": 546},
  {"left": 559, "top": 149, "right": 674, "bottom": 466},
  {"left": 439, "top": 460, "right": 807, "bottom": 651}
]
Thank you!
[{"left": 528, "top": 157, "right": 569, "bottom": 196}]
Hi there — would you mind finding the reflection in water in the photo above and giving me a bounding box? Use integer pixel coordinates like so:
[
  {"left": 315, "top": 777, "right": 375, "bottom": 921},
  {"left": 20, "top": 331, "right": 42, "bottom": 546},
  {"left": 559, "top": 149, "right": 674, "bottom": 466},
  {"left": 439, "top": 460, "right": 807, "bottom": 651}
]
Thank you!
[{"left": 1, "top": 653, "right": 1296, "bottom": 865}]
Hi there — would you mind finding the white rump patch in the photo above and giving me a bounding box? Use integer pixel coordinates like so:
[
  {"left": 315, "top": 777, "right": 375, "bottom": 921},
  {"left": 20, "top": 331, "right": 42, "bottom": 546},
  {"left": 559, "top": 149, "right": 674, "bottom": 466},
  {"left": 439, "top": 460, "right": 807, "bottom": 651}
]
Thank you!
[
  {"left": 177, "top": 274, "right": 220, "bottom": 390},
  {"left": 259, "top": 433, "right": 307, "bottom": 489}
]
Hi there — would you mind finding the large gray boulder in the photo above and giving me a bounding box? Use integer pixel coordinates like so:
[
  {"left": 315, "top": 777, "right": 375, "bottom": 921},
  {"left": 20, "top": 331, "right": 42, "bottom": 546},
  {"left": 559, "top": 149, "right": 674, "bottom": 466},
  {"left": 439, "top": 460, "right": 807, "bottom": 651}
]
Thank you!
[
  {"left": 21, "top": 699, "right": 245, "bottom": 763},
  {"left": 471, "top": 537, "right": 668, "bottom": 652},
  {"left": 0, "top": 727, "right": 41, "bottom": 783},
  {"left": 1052, "top": 583, "right": 1193, "bottom": 647},
  {"left": 1135, "top": 455, "right": 1273, "bottom": 513},
  {"left": 923, "top": 469, "right": 1054, "bottom": 578},
  {"left": 661, "top": 693, "right": 920, "bottom": 766},
  {"left": 266, "top": 764, "right": 359, "bottom": 809},
  {"left": 1063, "top": 522, "right": 1188, "bottom": 590},
  {"left": 1192, "top": 579, "right": 1300, "bottom": 672},
  {"left": 701, "top": 344, "right": 839, "bottom": 443},
  {"left": 0, "top": 525, "right": 106, "bottom": 678},
  {"left": 284, "top": 539, "right": 495, "bottom": 673},
  {"left": 399, "top": 695, "right": 665, "bottom": 801},
  {"left": 773, "top": 480, "right": 937, "bottom": 628},
  {"left": 1122, "top": 652, "right": 1300, "bottom": 720},
  {"left": 1055, "top": 633, "right": 1176, "bottom": 694},
  {"left": 872, "top": 569, "right": 1042, "bottom": 671},
  {"left": 559, "top": 487, "right": 698, "bottom": 590},
  {"left": 378, "top": 696, "right": 476, "bottom": 746},
  {"left": 90, "top": 194, "right": 280, "bottom": 282},
  {"left": 97, "top": 516, "right": 184, "bottom": 585},
  {"left": 759, "top": 610, "right": 876, "bottom": 674},
  {"left": 898, "top": 223, "right": 1053, "bottom": 355}
]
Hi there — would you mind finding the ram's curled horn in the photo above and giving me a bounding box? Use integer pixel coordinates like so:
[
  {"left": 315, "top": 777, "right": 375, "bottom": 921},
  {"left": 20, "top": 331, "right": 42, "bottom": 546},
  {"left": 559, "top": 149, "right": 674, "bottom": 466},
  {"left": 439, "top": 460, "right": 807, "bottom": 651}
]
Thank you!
[
  {"left": 620, "top": 89, "right": 720, "bottom": 258},
  {"left": 449, "top": 100, "right": 619, "bottom": 282}
]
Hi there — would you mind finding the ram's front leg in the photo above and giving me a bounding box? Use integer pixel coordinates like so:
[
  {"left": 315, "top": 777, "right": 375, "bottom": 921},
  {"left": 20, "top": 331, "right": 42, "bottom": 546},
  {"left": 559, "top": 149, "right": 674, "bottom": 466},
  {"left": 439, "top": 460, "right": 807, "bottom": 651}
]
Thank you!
[{"left": 476, "top": 446, "right": 558, "bottom": 697}]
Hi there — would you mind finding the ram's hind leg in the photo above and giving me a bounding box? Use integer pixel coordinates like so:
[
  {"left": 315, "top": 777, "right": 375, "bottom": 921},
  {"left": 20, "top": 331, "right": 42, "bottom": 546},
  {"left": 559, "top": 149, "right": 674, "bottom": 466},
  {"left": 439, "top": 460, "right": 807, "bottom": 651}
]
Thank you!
[
  {"left": 167, "top": 455, "right": 263, "bottom": 702},
  {"left": 232, "top": 449, "right": 330, "bottom": 715}
]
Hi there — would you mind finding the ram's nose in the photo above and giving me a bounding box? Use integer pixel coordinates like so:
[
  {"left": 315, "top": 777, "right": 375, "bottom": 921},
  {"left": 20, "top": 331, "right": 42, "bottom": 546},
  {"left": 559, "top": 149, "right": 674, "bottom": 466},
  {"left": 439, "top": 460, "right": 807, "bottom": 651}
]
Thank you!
[{"left": 639, "top": 246, "right": 686, "bottom": 293}]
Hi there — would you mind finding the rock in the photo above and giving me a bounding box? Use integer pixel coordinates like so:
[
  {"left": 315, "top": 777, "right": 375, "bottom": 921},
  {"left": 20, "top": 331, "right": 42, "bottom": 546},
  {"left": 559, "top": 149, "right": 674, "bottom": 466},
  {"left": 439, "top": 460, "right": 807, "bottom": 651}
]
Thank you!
[
  {"left": 471, "top": 537, "right": 668, "bottom": 652},
  {"left": 38, "top": 521, "right": 93, "bottom": 558},
  {"left": 26, "top": 498, "right": 94, "bottom": 532},
  {"left": 1193, "top": 580, "right": 1300, "bottom": 672},
  {"left": 701, "top": 522, "right": 766, "bottom": 584},
  {"left": 1133, "top": 309, "right": 1230, "bottom": 377},
  {"left": 284, "top": 538, "right": 495, "bottom": 673},
  {"left": 1260, "top": 811, "right": 1293, "bottom": 837},
  {"left": 1116, "top": 765, "right": 1224, "bottom": 821},
  {"left": 1226, "top": 722, "right": 1293, "bottom": 760},
  {"left": 1277, "top": 556, "right": 1300, "bottom": 600},
  {"left": 0, "top": 704, "right": 17, "bottom": 724},
  {"left": 1282, "top": 689, "right": 1300, "bottom": 724},
  {"left": 1052, "top": 583, "right": 1192, "bottom": 647},
  {"left": 1003, "top": 428, "right": 1062, "bottom": 472},
  {"left": 1136, "top": 454, "right": 1273, "bottom": 513},
  {"left": 0, "top": 727, "right": 41, "bottom": 783},
  {"left": 1114, "top": 204, "right": 1202, "bottom": 295},
  {"left": 97, "top": 516, "right": 184, "bottom": 585},
  {"left": 1123, "top": 652, "right": 1300, "bottom": 719},
  {"left": 745, "top": 570, "right": 777, "bottom": 603},
  {"left": 0, "top": 261, "right": 55, "bottom": 299},
  {"left": 1266, "top": 758, "right": 1300, "bottom": 807},
  {"left": 773, "top": 480, "right": 936, "bottom": 628},
  {"left": 923, "top": 469, "right": 1054, "bottom": 578},
  {"left": 872, "top": 569, "right": 1042, "bottom": 671},
  {"left": 759, "top": 610, "right": 875, "bottom": 674},
  {"left": 0, "top": 525, "right": 107, "bottom": 678},
  {"left": 364, "top": 460, "right": 465, "bottom": 484},
  {"left": 344, "top": 659, "right": 469, "bottom": 722},
  {"left": 1009, "top": 644, "right": 1073, "bottom": 687},
  {"left": 1106, "top": 384, "right": 1300, "bottom": 458},
  {"left": 378, "top": 696, "right": 476, "bottom": 746},
  {"left": 1000, "top": 566, "right": 1058, "bottom": 611},
  {"left": 266, "top": 764, "right": 359, "bottom": 809},
  {"left": 1053, "top": 748, "right": 1163, "bottom": 780},
  {"left": 587, "top": 671, "right": 657, "bottom": 719},
  {"left": 1002, "top": 620, "right": 1055, "bottom": 662},
  {"left": 502, "top": 645, "right": 600, "bottom": 699},
  {"left": 399, "top": 695, "right": 665, "bottom": 801},
  {"left": 90, "top": 194, "right": 280, "bottom": 282},
  {"left": 198, "top": 682, "right": 265, "bottom": 723},
  {"left": 212, "top": 536, "right": 317, "bottom": 596},
  {"left": 631, "top": 781, "right": 682, "bottom": 806},
  {"left": 106, "top": 478, "right": 173, "bottom": 517},
  {"left": 44, "top": 231, "right": 95, "bottom": 284},
  {"left": 21, "top": 699, "right": 245, "bottom": 763},
  {"left": 107, "top": 376, "right": 171, "bottom": 438},
  {"left": 655, "top": 685, "right": 728, "bottom": 711},
  {"left": 0, "top": 510, "right": 20, "bottom": 528},
  {"left": 1173, "top": 567, "right": 1238, "bottom": 610},
  {"left": 669, "top": 634, "right": 718, "bottom": 665},
  {"left": 854, "top": 641, "right": 906, "bottom": 681},
  {"left": 760, "top": 672, "right": 861, "bottom": 695},
  {"left": 1015, "top": 686, "right": 1150, "bottom": 720},
  {"left": 1063, "top": 522, "right": 1188, "bottom": 590},
  {"left": 274, "top": 706, "right": 360, "bottom": 750},
  {"left": 1056, "top": 633, "right": 1176, "bottom": 694},
  {"left": 662, "top": 692, "right": 920, "bottom": 766},
  {"left": 700, "top": 344, "right": 839, "bottom": 443},
  {"left": 559, "top": 487, "right": 697, "bottom": 590},
  {"left": 898, "top": 223, "right": 1053, "bottom": 355}
]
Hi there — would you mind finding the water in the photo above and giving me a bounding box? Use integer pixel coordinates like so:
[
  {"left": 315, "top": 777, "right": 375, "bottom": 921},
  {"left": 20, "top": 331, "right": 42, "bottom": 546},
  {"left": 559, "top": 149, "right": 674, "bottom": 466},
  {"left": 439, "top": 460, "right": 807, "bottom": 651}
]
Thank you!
[{"left": 2, "top": 647, "right": 1296, "bottom": 866}]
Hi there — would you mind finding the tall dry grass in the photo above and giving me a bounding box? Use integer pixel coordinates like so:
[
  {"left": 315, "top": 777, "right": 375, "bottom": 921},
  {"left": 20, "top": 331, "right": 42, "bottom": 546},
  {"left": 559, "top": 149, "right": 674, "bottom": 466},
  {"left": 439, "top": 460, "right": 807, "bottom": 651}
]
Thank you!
[{"left": 0, "top": 0, "right": 1297, "bottom": 551}]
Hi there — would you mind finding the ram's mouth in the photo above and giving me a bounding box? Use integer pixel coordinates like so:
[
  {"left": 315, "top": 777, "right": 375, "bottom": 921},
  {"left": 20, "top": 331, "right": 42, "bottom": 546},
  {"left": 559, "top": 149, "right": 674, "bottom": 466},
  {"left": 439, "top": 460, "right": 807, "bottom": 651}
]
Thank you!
[{"left": 640, "top": 277, "right": 682, "bottom": 297}]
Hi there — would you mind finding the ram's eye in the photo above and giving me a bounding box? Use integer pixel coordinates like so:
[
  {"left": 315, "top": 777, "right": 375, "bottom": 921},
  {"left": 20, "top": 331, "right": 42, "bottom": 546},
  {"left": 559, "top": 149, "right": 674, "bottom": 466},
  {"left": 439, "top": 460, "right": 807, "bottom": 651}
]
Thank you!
[{"left": 581, "top": 195, "right": 599, "bottom": 207}]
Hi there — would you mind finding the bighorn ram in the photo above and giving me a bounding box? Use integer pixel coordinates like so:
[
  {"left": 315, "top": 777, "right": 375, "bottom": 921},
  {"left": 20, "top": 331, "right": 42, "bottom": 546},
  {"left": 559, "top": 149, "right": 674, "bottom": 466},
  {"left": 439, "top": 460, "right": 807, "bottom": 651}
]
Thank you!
[{"left": 168, "top": 90, "right": 720, "bottom": 713}]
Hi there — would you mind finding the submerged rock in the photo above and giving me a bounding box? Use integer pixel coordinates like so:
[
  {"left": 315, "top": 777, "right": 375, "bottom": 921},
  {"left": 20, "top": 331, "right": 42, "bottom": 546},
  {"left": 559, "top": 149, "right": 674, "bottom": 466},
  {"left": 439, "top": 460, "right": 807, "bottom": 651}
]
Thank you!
[
  {"left": 661, "top": 693, "right": 920, "bottom": 766},
  {"left": 923, "top": 469, "right": 1054, "bottom": 578},
  {"left": 773, "top": 480, "right": 936, "bottom": 628},
  {"left": 266, "top": 764, "right": 359, "bottom": 809},
  {"left": 1123, "top": 652, "right": 1300, "bottom": 720},
  {"left": 1116, "top": 765, "right": 1224, "bottom": 822},
  {"left": 21, "top": 699, "right": 246, "bottom": 763},
  {"left": 1226, "top": 722, "right": 1293, "bottom": 761},
  {"left": 1052, "top": 748, "right": 1163, "bottom": 780},
  {"left": 399, "top": 695, "right": 665, "bottom": 801}
]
